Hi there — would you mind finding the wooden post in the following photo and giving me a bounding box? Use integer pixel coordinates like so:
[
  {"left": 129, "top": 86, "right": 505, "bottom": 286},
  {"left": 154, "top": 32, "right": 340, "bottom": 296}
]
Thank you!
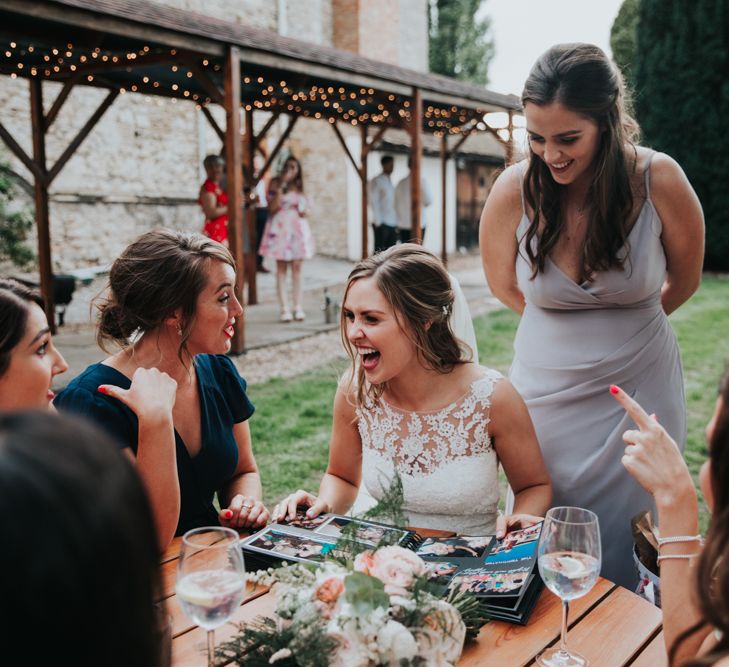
[
  {"left": 224, "top": 46, "right": 245, "bottom": 353},
  {"left": 360, "top": 124, "right": 369, "bottom": 259},
  {"left": 244, "top": 106, "right": 258, "bottom": 305},
  {"left": 29, "top": 79, "right": 55, "bottom": 330},
  {"left": 440, "top": 133, "right": 448, "bottom": 265},
  {"left": 410, "top": 88, "right": 423, "bottom": 242}
]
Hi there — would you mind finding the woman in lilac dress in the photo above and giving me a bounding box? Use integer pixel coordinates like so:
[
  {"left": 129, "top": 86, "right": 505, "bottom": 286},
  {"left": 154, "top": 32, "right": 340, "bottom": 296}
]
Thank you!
[
  {"left": 480, "top": 43, "right": 704, "bottom": 588},
  {"left": 259, "top": 156, "right": 315, "bottom": 322}
]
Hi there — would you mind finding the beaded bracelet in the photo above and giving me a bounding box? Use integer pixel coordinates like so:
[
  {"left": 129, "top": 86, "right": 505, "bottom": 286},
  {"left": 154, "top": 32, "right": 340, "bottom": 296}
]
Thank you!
[
  {"left": 657, "top": 534, "right": 704, "bottom": 548},
  {"left": 657, "top": 553, "right": 700, "bottom": 564}
]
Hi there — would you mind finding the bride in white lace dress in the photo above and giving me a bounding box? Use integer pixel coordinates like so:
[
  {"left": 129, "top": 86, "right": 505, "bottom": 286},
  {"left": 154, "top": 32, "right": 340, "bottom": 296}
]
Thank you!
[{"left": 273, "top": 244, "right": 551, "bottom": 536}]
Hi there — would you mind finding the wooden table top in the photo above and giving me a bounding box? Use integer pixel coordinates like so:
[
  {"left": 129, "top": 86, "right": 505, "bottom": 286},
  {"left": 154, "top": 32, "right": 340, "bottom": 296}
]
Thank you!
[{"left": 162, "top": 534, "right": 666, "bottom": 667}]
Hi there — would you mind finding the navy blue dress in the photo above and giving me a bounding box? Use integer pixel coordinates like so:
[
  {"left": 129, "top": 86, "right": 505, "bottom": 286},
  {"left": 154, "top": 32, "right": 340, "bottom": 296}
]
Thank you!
[{"left": 54, "top": 354, "right": 255, "bottom": 535}]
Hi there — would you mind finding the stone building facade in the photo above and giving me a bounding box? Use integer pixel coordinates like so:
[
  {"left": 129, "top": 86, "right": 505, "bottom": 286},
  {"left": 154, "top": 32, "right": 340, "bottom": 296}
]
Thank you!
[{"left": 0, "top": 0, "right": 439, "bottom": 272}]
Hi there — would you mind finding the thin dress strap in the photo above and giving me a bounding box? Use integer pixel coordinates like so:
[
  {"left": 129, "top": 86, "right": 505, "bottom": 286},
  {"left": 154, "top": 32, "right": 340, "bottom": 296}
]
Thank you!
[{"left": 643, "top": 150, "right": 657, "bottom": 199}]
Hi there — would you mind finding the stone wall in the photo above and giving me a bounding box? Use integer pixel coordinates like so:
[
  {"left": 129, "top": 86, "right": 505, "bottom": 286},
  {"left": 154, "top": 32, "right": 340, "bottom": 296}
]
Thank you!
[{"left": 0, "top": 0, "right": 430, "bottom": 272}]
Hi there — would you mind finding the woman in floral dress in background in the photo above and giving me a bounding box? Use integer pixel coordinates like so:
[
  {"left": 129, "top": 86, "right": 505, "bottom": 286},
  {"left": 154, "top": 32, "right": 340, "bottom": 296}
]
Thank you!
[{"left": 259, "top": 156, "right": 315, "bottom": 322}]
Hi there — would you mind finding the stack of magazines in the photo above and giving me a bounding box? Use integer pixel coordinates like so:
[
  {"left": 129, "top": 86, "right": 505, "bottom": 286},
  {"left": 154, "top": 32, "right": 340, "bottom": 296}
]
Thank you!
[{"left": 240, "top": 512, "right": 544, "bottom": 625}]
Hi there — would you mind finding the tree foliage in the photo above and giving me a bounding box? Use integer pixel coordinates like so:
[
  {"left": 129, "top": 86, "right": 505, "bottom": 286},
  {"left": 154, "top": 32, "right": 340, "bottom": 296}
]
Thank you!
[
  {"left": 609, "top": 0, "right": 639, "bottom": 93},
  {"left": 634, "top": 0, "right": 729, "bottom": 269},
  {"left": 0, "top": 163, "right": 34, "bottom": 268},
  {"left": 428, "top": 0, "right": 495, "bottom": 86}
]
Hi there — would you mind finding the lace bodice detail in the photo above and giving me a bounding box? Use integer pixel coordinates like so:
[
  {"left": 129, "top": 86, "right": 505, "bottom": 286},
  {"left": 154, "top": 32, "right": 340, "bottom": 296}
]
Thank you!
[{"left": 357, "top": 367, "right": 503, "bottom": 535}]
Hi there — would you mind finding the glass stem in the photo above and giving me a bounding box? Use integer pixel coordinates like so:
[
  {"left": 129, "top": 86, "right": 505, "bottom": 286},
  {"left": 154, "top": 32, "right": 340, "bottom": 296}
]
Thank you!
[
  {"left": 560, "top": 600, "right": 570, "bottom": 654},
  {"left": 207, "top": 629, "right": 216, "bottom": 667}
]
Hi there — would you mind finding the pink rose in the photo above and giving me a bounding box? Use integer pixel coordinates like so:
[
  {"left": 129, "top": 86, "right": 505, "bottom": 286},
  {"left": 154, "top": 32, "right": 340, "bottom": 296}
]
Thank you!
[
  {"left": 353, "top": 550, "right": 375, "bottom": 575},
  {"left": 369, "top": 546, "right": 426, "bottom": 597},
  {"left": 314, "top": 575, "right": 345, "bottom": 605}
]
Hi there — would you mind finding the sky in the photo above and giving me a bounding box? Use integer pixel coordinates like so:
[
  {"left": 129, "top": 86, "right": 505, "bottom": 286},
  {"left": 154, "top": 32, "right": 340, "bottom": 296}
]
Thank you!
[{"left": 480, "top": 0, "right": 627, "bottom": 96}]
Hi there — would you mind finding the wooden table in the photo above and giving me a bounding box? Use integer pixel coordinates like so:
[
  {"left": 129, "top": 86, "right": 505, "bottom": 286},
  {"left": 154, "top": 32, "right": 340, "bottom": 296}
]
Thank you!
[{"left": 162, "top": 535, "right": 666, "bottom": 667}]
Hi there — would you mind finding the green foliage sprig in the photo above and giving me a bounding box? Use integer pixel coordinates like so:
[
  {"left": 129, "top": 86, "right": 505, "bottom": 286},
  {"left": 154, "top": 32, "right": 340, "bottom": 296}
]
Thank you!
[{"left": 0, "top": 163, "right": 34, "bottom": 268}]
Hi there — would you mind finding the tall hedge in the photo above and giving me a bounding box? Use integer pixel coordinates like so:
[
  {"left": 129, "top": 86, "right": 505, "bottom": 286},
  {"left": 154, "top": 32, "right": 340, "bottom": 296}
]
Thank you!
[{"left": 634, "top": 0, "right": 729, "bottom": 269}]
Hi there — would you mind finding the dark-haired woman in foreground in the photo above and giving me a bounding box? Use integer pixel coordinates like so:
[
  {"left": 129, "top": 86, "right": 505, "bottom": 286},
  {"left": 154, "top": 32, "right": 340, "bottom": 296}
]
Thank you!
[
  {"left": 0, "top": 411, "right": 164, "bottom": 667},
  {"left": 0, "top": 279, "right": 68, "bottom": 410},
  {"left": 612, "top": 376, "right": 729, "bottom": 666},
  {"left": 480, "top": 43, "right": 704, "bottom": 587},
  {"left": 55, "top": 230, "right": 269, "bottom": 548}
]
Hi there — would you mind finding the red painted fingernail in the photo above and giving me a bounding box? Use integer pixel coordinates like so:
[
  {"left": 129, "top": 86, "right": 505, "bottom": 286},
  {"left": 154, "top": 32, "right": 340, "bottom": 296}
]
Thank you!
[
  {"left": 97, "top": 386, "right": 107, "bottom": 394},
  {"left": 223, "top": 510, "right": 233, "bottom": 519},
  {"left": 609, "top": 385, "right": 619, "bottom": 395}
]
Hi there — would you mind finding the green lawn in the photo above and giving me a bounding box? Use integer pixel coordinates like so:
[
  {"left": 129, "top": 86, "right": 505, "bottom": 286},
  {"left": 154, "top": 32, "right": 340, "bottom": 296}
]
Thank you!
[{"left": 250, "top": 276, "right": 729, "bottom": 531}]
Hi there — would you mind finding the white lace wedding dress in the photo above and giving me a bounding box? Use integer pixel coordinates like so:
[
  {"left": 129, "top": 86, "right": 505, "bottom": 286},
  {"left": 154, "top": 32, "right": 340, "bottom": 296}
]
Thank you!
[{"left": 357, "top": 367, "right": 502, "bottom": 535}]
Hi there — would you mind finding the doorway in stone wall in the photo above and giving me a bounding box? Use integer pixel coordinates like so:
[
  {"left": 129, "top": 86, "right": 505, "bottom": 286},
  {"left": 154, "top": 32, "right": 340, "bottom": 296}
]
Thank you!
[{"left": 456, "top": 160, "right": 499, "bottom": 251}]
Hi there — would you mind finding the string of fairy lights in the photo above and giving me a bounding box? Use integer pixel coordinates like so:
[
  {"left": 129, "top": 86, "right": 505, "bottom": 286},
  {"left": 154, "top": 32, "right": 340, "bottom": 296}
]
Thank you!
[{"left": 1, "top": 39, "right": 514, "bottom": 139}]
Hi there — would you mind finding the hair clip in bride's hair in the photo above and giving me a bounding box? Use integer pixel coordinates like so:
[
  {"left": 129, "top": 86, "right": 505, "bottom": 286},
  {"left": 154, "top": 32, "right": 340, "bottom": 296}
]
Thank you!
[{"left": 442, "top": 305, "right": 449, "bottom": 318}]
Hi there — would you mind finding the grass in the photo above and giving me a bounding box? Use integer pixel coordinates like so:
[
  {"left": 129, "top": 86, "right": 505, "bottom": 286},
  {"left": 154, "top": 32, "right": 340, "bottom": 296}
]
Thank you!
[{"left": 250, "top": 276, "right": 729, "bottom": 532}]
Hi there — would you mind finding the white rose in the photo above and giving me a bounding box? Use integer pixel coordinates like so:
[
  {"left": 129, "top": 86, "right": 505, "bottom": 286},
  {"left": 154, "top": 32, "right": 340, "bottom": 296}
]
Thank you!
[
  {"left": 377, "top": 620, "right": 418, "bottom": 664},
  {"left": 327, "top": 629, "right": 373, "bottom": 667},
  {"left": 419, "top": 600, "right": 466, "bottom": 665}
]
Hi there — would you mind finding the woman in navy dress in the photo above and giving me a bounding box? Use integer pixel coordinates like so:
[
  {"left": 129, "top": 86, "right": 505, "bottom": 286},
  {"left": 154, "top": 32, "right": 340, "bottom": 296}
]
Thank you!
[{"left": 55, "top": 229, "right": 269, "bottom": 548}]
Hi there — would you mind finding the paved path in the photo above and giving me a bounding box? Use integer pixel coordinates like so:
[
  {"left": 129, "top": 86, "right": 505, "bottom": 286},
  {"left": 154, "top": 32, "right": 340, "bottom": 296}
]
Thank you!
[{"left": 52, "top": 252, "right": 502, "bottom": 388}]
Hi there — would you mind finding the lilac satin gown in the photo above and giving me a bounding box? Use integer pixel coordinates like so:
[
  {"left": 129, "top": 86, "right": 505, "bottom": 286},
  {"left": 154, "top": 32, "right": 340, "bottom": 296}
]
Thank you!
[{"left": 509, "top": 154, "right": 686, "bottom": 589}]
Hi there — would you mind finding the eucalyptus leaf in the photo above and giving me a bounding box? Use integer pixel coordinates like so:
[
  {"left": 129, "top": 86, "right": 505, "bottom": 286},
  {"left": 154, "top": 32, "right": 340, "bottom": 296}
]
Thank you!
[{"left": 344, "top": 572, "right": 389, "bottom": 614}]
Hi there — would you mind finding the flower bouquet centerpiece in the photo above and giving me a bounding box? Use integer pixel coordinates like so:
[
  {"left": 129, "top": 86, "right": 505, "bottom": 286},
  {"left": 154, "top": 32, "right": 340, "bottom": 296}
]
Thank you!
[{"left": 217, "top": 480, "right": 488, "bottom": 666}]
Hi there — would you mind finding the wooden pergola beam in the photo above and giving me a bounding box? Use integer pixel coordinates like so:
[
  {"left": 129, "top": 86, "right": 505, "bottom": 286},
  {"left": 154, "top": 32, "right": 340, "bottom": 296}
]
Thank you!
[
  {"left": 330, "top": 122, "right": 360, "bottom": 177},
  {"left": 51, "top": 51, "right": 182, "bottom": 79},
  {"left": 257, "top": 115, "right": 298, "bottom": 185},
  {"left": 440, "top": 133, "right": 447, "bottom": 264},
  {"left": 410, "top": 88, "right": 423, "bottom": 242},
  {"left": 243, "top": 106, "right": 257, "bottom": 305},
  {"left": 360, "top": 124, "right": 369, "bottom": 259},
  {"left": 44, "top": 73, "right": 82, "bottom": 130},
  {"left": 187, "top": 61, "right": 224, "bottom": 106},
  {"left": 0, "top": 121, "right": 46, "bottom": 184},
  {"left": 253, "top": 111, "right": 281, "bottom": 157},
  {"left": 47, "top": 89, "right": 119, "bottom": 185},
  {"left": 447, "top": 132, "right": 470, "bottom": 157},
  {"left": 224, "top": 46, "right": 245, "bottom": 353},
  {"left": 364, "top": 123, "right": 388, "bottom": 155},
  {"left": 200, "top": 104, "right": 225, "bottom": 144},
  {"left": 29, "top": 79, "right": 54, "bottom": 330}
]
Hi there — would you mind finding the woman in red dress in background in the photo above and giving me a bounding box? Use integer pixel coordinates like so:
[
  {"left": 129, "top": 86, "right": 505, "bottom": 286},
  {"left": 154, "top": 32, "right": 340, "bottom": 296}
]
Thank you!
[{"left": 199, "top": 154, "right": 228, "bottom": 245}]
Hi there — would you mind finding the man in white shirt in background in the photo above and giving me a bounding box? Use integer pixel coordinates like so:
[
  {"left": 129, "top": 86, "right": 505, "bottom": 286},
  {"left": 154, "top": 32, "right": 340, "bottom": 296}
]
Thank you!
[
  {"left": 368, "top": 155, "right": 398, "bottom": 251},
  {"left": 395, "top": 157, "right": 433, "bottom": 243}
]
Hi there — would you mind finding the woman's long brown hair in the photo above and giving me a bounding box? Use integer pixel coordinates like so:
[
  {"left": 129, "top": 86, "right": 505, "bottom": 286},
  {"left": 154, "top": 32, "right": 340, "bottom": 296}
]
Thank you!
[
  {"left": 521, "top": 43, "right": 640, "bottom": 283},
  {"left": 674, "top": 371, "right": 729, "bottom": 666}
]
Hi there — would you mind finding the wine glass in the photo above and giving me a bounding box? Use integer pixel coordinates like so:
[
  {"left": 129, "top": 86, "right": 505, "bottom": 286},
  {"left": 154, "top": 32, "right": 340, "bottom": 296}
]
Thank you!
[
  {"left": 176, "top": 527, "right": 246, "bottom": 667},
  {"left": 536, "top": 507, "right": 601, "bottom": 667}
]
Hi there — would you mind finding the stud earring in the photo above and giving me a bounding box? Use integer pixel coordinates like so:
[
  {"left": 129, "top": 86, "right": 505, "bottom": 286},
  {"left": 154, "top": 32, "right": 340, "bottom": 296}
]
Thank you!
[{"left": 176, "top": 323, "right": 182, "bottom": 336}]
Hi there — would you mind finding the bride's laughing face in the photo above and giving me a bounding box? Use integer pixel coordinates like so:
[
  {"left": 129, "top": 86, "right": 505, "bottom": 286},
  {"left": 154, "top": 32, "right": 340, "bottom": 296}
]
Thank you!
[{"left": 343, "top": 277, "right": 417, "bottom": 385}]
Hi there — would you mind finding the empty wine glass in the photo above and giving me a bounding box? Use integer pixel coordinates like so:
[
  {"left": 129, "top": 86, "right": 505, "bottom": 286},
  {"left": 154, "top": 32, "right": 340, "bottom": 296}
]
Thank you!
[
  {"left": 537, "top": 507, "right": 601, "bottom": 667},
  {"left": 176, "top": 527, "right": 246, "bottom": 667}
]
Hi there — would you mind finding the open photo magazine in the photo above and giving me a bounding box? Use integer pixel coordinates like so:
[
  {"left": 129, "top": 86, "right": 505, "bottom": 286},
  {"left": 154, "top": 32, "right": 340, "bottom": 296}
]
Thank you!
[{"left": 240, "top": 512, "right": 544, "bottom": 624}]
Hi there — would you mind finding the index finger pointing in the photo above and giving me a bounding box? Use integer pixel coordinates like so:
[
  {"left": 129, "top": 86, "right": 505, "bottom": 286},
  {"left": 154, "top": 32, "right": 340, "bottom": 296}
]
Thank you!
[{"left": 610, "top": 384, "right": 653, "bottom": 430}]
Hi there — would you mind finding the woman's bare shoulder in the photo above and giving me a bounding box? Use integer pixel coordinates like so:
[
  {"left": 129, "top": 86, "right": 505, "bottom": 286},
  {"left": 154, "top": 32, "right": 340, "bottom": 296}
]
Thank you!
[
  {"left": 490, "top": 162, "right": 526, "bottom": 202},
  {"left": 482, "top": 162, "right": 526, "bottom": 231}
]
